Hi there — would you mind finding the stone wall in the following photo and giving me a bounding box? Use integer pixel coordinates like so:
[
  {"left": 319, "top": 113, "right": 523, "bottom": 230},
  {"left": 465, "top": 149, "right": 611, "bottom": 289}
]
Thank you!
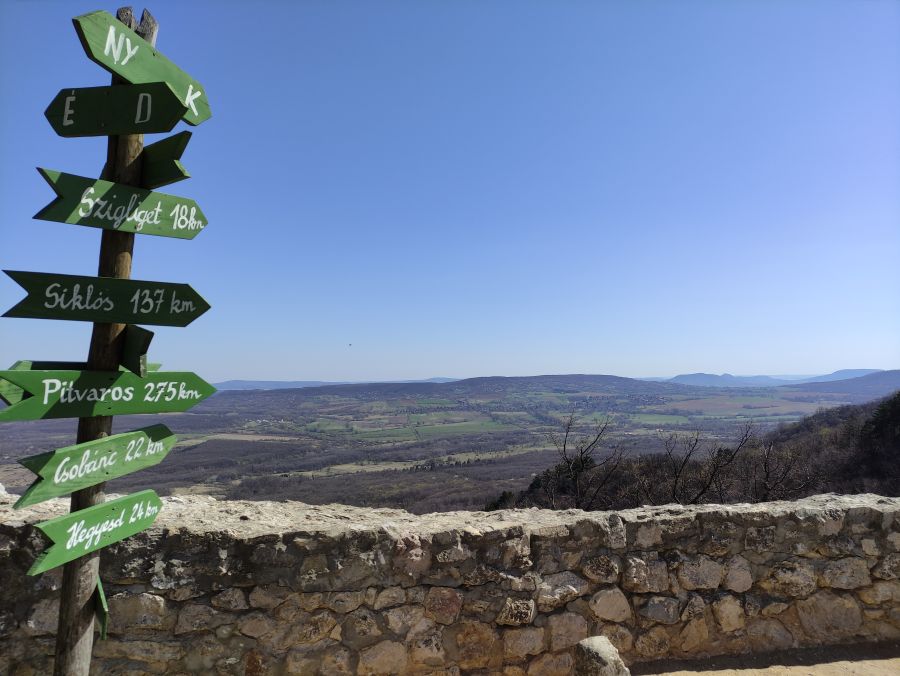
[{"left": 1, "top": 491, "right": 899, "bottom": 675}]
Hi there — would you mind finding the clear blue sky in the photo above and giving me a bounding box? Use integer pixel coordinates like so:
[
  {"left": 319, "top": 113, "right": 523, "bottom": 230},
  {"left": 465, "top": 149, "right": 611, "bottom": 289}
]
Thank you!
[{"left": 1, "top": 1, "right": 898, "bottom": 382}]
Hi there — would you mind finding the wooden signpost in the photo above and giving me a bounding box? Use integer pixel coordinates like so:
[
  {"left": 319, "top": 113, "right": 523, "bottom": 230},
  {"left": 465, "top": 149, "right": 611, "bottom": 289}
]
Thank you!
[
  {"left": 73, "top": 10, "right": 211, "bottom": 125},
  {"left": 35, "top": 169, "right": 207, "bottom": 238},
  {"left": 45, "top": 82, "right": 187, "bottom": 137},
  {"left": 4, "top": 270, "right": 210, "bottom": 327},
  {"left": 1, "top": 8, "right": 213, "bottom": 674}
]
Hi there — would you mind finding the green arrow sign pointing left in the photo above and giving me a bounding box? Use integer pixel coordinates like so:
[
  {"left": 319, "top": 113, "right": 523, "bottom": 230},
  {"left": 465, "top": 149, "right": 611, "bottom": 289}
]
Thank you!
[
  {"left": 73, "top": 11, "right": 211, "bottom": 126},
  {"left": 28, "top": 490, "right": 162, "bottom": 575},
  {"left": 34, "top": 169, "right": 207, "bottom": 239},
  {"left": 4, "top": 271, "right": 211, "bottom": 327},
  {"left": 15, "top": 425, "right": 176, "bottom": 509},
  {"left": 45, "top": 83, "right": 187, "bottom": 137},
  {"left": 0, "top": 369, "right": 215, "bottom": 421}
]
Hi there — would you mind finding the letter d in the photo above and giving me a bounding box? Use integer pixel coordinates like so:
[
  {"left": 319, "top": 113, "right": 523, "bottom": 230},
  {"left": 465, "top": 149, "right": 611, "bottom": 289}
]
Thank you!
[{"left": 135, "top": 92, "right": 152, "bottom": 124}]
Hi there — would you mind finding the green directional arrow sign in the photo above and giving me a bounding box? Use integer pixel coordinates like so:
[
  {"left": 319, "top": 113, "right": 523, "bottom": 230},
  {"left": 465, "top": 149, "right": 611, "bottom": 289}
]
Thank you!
[
  {"left": 28, "top": 490, "right": 162, "bottom": 576},
  {"left": 0, "top": 369, "right": 215, "bottom": 421},
  {"left": 141, "top": 131, "right": 191, "bottom": 189},
  {"left": 45, "top": 82, "right": 187, "bottom": 137},
  {"left": 0, "top": 359, "right": 162, "bottom": 405},
  {"left": 14, "top": 425, "right": 176, "bottom": 509},
  {"left": 34, "top": 169, "right": 207, "bottom": 239},
  {"left": 4, "top": 271, "right": 210, "bottom": 327},
  {"left": 73, "top": 11, "right": 211, "bottom": 126}
]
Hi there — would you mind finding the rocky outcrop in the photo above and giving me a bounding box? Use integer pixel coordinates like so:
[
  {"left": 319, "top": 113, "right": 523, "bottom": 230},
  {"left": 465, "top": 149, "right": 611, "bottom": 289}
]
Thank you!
[{"left": 1, "top": 493, "right": 899, "bottom": 674}]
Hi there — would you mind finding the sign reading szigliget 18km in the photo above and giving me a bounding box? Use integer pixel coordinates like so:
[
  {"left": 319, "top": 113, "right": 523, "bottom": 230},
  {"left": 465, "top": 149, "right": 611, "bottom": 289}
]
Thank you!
[
  {"left": 0, "top": 369, "right": 216, "bottom": 421},
  {"left": 73, "top": 10, "right": 211, "bottom": 126},
  {"left": 35, "top": 169, "right": 207, "bottom": 239}
]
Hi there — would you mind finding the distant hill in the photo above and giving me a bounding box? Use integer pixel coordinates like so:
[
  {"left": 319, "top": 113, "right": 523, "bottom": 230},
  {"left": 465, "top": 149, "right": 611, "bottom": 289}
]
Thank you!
[
  {"left": 781, "top": 370, "right": 900, "bottom": 397},
  {"left": 214, "top": 377, "right": 458, "bottom": 391},
  {"left": 669, "top": 369, "right": 884, "bottom": 388}
]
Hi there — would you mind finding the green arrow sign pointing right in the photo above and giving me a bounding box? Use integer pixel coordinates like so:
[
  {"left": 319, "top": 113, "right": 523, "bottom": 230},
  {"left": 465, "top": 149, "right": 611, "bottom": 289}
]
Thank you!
[
  {"left": 15, "top": 425, "right": 176, "bottom": 509},
  {"left": 4, "top": 271, "right": 211, "bottom": 327},
  {"left": 73, "top": 11, "right": 211, "bottom": 126},
  {"left": 28, "top": 490, "right": 163, "bottom": 575},
  {"left": 45, "top": 83, "right": 187, "bottom": 137}
]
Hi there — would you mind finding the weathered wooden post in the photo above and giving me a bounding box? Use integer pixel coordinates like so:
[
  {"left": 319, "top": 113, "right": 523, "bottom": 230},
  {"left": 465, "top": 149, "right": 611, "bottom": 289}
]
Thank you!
[{"left": 0, "top": 7, "right": 213, "bottom": 674}]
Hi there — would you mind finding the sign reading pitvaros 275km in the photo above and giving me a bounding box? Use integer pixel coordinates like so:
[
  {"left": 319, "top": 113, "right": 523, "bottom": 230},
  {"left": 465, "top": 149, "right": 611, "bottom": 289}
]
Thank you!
[{"left": 1, "top": 6, "right": 213, "bottom": 625}]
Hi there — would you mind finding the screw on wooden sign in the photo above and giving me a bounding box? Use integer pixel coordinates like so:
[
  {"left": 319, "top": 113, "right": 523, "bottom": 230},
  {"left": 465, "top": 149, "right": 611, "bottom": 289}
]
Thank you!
[
  {"left": 14, "top": 425, "right": 176, "bottom": 509},
  {"left": 0, "top": 369, "right": 215, "bottom": 421},
  {"left": 27, "top": 490, "right": 163, "bottom": 576},
  {"left": 140, "top": 130, "right": 191, "bottom": 189},
  {"left": 45, "top": 82, "right": 187, "bottom": 137},
  {"left": 73, "top": 10, "right": 210, "bottom": 125},
  {"left": 34, "top": 169, "right": 207, "bottom": 239},
  {"left": 4, "top": 270, "right": 210, "bottom": 327}
]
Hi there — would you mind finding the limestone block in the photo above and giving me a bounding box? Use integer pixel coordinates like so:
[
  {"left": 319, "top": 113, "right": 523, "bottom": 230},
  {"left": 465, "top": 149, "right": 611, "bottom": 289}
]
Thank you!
[
  {"left": 503, "top": 626, "right": 545, "bottom": 660},
  {"left": 456, "top": 620, "right": 499, "bottom": 670},
  {"left": 589, "top": 587, "right": 632, "bottom": 623},
  {"left": 639, "top": 596, "right": 680, "bottom": 625},
  {"left": 108, "top": 592, "right": 173, "bottom": 631},
  {"left": 622, "top": 555, "right": 668, "bottom": 593},
  {"left": 537, "top": 571, "right": 590, "bottom": 612},
  {"left": 342, "top": 608, "right": 382, "bottom": 649},
  {"left": 358, "top": 640, "right": 408, "bottom": 675},
  {"left": 582, "top": 555, "right": 622, "bottom": 584},
  {"left": 635, "top": 626, "right": 670, "bottom": 658},
  {"left": 747, "top": 618, "right": 794, "bottom": 650},
  {"left": 527, "top": 651, "right": 574, "bottom": 676},
  {"left": 712, "top": 595, "right": 745, "bottom": 632},
  {"left": 797, "top": 591, "right": 862, "bottom": 640},
  {"left": 547, "top": 611, "right": 588, "bottom": 650},
  {"left": 211, "top": 588, "right": 248, "bottom": 611},
  {"left": 819, "top": 557, "right": 871, "bottom": 590},
  {"left": 724, "top": 555, "right": 753, "bottom": 593},
  {"left": 678, "top": 555, "right": 725, "bottom": 590},
  {"left": 496, "top": 597, "right": 537, "bottom": 626},
  {"left": 384, "top": 605, "right": 425, "bottom": 635},
  {"left": 857, "top": 580, "right": 900, "bottom": 605},
  {"left": 373, "top": 586, "right": 406, "bottom": 610},
  {"left": 574, "top": 636, "right": 630, "bottom": 675},
  {"left": 406, "top": 617, "right": 446, "bottom": 668},
  {"left": 680, "top": 594, "right": 706, "bottom": 621},
  {"left": 325, "top": 590, "right": 367, "bottom": 614},
  {"left": 679, "top": 617, "right": 709, "bottom": 652},
  {"left": 23, "top": 599, "right": 58, "bottom": 636},
  {"left": 237, "top": 612, "right": 276, "bottom": 639},
  {"left": 600, "top": 624, "right": 634, "bottom": 653},
  {"left": 425, "top": 587, "right": 463, "bottom": 625},
  {"left": 873, "top": 554, "right": 900, "bottom": 580},
  {"left": 761, "top": 560, "right": 817, "bottom": 597}
]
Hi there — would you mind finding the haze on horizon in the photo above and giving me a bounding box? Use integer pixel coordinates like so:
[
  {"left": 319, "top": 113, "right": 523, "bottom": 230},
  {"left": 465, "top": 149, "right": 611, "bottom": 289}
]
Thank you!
[{"left": 1, "top": 0, "right": 898, "bottom": 383}]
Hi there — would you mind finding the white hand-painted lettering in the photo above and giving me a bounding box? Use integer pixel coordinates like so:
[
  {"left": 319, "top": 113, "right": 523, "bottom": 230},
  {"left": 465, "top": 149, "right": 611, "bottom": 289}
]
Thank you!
[
  {"left": 102, "top": 26, "right": 139, "bottom": 66},
  {"left": 63, "top": 93, "right": 76, "bottom": 126},
  {"left": 65, "top": 508, "right": 126, "bottom": 551},
  {"left": 135, "top": 92, "right": 152, "bottom": 124},
  {"left": 53, "top": 448, "right": 118, "bottom": 486},
  {"left": 43, "top": 282, "right": 115, "bottom": 313},
  {"left": 77, "top": 187, "right": 164, "bottom": 231},
  {"left": 184, "top": 84, "right": 202, "bottom": 116},
  {"left": 41, "top": 378, "right": 135, "bottom": 406}
]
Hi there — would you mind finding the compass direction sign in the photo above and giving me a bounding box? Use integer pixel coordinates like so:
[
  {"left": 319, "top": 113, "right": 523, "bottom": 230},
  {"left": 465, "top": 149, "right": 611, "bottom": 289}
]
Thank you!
[
  {"left": 0, "top": 369, "right": 215, "bottom": 421},
  {"left": 15, "top": 425, "right": 176, "bottom": 509},
  {"left": 141, "top": 131, "right": 191, "bottom": 189},
  {"left": 27, "top": 490, "right": 163, "bottom": 576},
  {"left": 73, "top": 10, "right": 210, "bottom": 126},
  {"left": 4, "top": 271, "right": 210, "bottom": 327},
  {"left": 34, "top": 169, "right": 207, "bottom": 239},
  {"left": 45, "top": 83, "right": 187, "bottom": 137}
]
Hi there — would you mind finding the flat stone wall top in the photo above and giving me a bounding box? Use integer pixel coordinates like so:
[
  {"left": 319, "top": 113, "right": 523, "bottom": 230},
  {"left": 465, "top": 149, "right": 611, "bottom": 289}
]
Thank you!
[{"left": 4, "top": 491, "right": 897, "bottom": 542}]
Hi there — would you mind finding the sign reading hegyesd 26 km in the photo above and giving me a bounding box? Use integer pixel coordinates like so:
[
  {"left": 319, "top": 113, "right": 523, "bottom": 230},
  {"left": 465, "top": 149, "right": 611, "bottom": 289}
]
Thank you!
[
  {"left": 4, "top": 271, "right": 210, "bottom": 327},
  {"left": 35, "top": 169, "right": 207, "bottom": 239},
  {"left": 15, "top": 425, "right": 176, "bottom": 509},
  {"left": 45, "top": 82, "right": 188, "bottom": 137},
  {"left": 0, "top": 369, "right": 215, "bottom": 421},
  {"left": 28, "top": 490, "right": 163, "bottom": 575},
  {"left": 73, "top": 10, "right": 211, "bottom": 126}
]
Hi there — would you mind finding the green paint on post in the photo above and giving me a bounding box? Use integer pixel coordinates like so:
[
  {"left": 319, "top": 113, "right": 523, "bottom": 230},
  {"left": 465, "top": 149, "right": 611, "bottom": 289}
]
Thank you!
[
  {"left": 45, "top": 83, "right": 187, "bottom": 137},
  {"left": 73, "top": 11, "right": 211, "bottom": 126},
  {"left": 4, "top": 271, "right": 210, "bottom": 327},
  {"left": 14, "top": 425, "right": 176, "bottom": 509},
  {"left": 34, "top": 169, "right": 207, "bottom": 239},
  {"left": 141, "top": 131, "right": 191, "bottom": 189},
  {"left": 28, "top": 490, "right": 163, "bottom": 576},
  {"left": 0, "top": 369, "right": 216, "bottom": 421},
  {"left": 95, "top": 577, "right": 109, "bottom": 640}
]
